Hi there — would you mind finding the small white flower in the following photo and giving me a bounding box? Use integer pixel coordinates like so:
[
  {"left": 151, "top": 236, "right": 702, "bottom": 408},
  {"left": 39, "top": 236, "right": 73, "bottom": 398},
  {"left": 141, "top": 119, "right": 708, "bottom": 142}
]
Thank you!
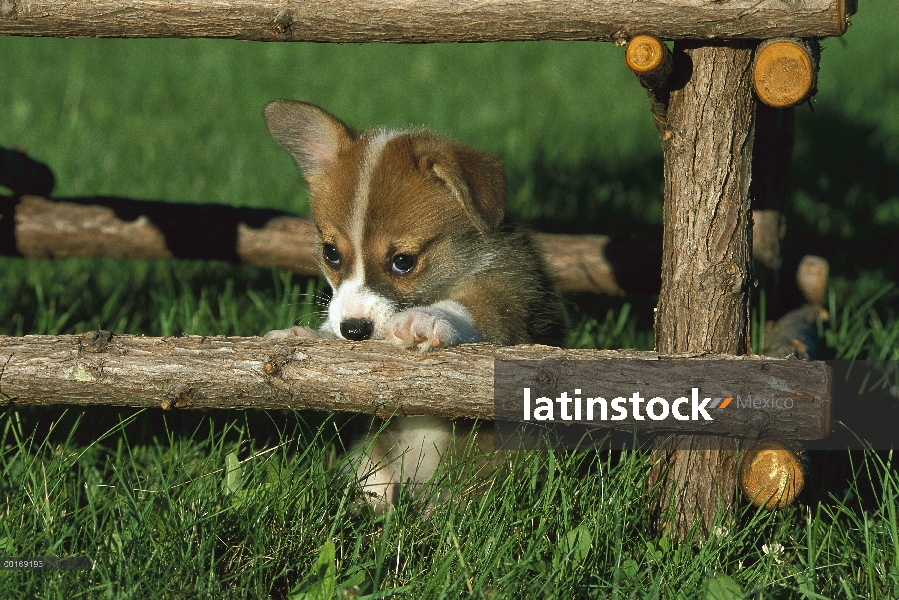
[
  {"left": 713, "top": 526, "right": 730, "bottom": 539},
  {"left": 762, "top": 543, "right": 784, "bottom": 556}
]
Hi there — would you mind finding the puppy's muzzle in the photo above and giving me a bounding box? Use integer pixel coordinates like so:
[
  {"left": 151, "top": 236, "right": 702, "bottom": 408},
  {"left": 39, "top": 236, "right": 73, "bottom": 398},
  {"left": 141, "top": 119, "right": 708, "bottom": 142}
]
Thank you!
[{"left": 341, "top": 318, "right": 374, "bottom": 341}]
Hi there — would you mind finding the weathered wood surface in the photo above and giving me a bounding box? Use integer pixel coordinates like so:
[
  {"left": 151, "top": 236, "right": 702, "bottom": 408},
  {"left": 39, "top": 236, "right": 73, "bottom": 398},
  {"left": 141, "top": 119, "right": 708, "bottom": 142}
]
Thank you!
[
  {"left": 530, "top": 232, "right": 621, "bottom": 294},
  {"left": 8, "top": 195, "right": 321, "bottom": 275},
  {"left": 653, "top": 43, "right": 756, "bottom": 358},
  {"left": 649, "top": 41, "right": 757, "bottom": 538},
  {"left": 626, "top": 34, "right": 675, "bottom": 140},
  {"left": 0, "top": 0, "right": 850, "bottom": 42},
  {"left": 0, "top": 333, "right": 831, "bottom": 439}
]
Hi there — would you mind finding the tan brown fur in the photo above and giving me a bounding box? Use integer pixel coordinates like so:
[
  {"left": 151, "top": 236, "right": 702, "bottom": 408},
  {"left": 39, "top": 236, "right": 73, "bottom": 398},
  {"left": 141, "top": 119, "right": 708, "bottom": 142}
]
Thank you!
[
  {"left": 447, "top": 226, "right": 565, "bottom": 346},
  {"left": 264, "top": 100, "right": 564, "bottom": 511},
  {"left": 308, "top": 128, "right": 561, "bottom": 344}
]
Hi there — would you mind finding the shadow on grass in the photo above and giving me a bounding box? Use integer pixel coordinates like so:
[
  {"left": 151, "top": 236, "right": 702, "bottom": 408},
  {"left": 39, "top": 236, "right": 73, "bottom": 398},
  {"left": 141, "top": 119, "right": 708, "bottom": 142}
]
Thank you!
[
  {"left": 787, "top": 108, "right": 899, "bottom": 279},
  {"left": 507, "top": 151, "right": 664, "bottom": 237},
  {"left": 507, "top": 108, "right": 899, "bottom": 282},
  {"left": 6, "top": 403, "right": 354, "bottom": 459},
  {"left": 505, "top": 107, "right": 899, "bottom": 323}
]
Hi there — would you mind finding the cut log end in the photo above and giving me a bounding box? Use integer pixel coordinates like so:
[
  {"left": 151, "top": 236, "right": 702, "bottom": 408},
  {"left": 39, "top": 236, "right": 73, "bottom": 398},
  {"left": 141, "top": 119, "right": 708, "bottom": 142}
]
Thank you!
[
  {"left": 797, "top": 255, "right": 829, "bottom": 306},
  {"left": 625, "top": 35, "right": 667, "bottom": 74},
  {"left": 753, "top": 40, "right": 817, "bottom": 108},
  {"left": 739, "top": 438, "right": 806, "bottom": 509},
  {"left": 752, "top": 209, "right": 786, "bottom": 271}
]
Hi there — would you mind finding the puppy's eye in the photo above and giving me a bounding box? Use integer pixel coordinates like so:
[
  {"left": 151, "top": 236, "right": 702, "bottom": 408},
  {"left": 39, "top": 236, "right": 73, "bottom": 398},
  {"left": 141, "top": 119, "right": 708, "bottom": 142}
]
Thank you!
[
  {"left": 391, "top": 254, "right": 416, "bottom": 275},
  {"left": 323, "top": 244, "right": 342, "bottom": 268}
]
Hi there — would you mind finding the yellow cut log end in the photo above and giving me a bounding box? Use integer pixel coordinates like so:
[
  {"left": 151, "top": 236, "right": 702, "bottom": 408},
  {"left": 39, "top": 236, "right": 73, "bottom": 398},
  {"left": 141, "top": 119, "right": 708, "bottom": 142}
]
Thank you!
[
  {"left": 754, "top": 40, "right": 816, "bottom": 108},
  {"left": 626, "top": 35, "right": 666, "bottom": 74},
  {"left": 739, "top": 438, "right": 806, "bottom": 509}
]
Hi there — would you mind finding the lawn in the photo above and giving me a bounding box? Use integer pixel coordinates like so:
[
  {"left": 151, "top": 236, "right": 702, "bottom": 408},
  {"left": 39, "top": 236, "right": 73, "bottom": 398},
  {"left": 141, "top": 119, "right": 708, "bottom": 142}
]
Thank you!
[{"left": 1, "top": 0, "right": 898, "bottom": 595}]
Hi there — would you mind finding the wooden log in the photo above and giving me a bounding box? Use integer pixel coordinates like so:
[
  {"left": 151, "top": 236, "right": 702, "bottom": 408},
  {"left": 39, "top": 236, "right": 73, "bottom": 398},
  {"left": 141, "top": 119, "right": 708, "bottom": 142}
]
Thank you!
[
  {"left": 653, "top": 43, "right": 756, "bottom": 360},
  {"left": 2, "top": 195, "right": 622, "bottom": 293},
  {"left": 0, "top": 195, "right": 827, "bottom": 300},
  {"left": 752, "top": 209, "right": 787, "bottom": 272},
  {"left": 6, "top": 194, "right": 321, "bottom": 274},
  {"left": 625, "top": 35, "right": 675, "bottom": 140},
  {"left": 649, "top": 41, "right": 757, "bottom": 539},
  {"left": 626, "top": 35, "right": 671, "bottom": 77},
  {"left": 796, "top": 255, "right": 829, "bottom": 306},
  {"left": 753, "top": 38, "right": 821, "bottom": 108},
  {"left": 13, "top": 195, "right": 174, "bottom": 260},
  {"left": 0, "top": 333, "right": 832, "bottom": 440},
  {"left": 738, "top": 438, "right": 806, "bottom": 509},
  {"left": 529, "top": 232, "right": 622, "bottom": 295},
  {"left": 0, "top": 0, "right": 851, "bottom": 42}
]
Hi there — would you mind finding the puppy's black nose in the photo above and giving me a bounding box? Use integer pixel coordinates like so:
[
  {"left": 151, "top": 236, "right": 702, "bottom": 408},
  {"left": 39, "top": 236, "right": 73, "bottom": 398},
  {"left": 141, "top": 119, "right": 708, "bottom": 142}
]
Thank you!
[{"left": 340, "top": 318, "right": 374, "bottom": 341}]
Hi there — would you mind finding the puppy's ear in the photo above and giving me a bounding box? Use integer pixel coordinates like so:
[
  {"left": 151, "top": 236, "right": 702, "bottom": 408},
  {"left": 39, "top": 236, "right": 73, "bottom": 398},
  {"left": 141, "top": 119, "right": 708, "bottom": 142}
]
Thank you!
[
  {"left": 264, "top": 101, "right": 356, "bottom": 178},
  {"left": 430, "top": 144, "right": 507, "bottom": 234}
]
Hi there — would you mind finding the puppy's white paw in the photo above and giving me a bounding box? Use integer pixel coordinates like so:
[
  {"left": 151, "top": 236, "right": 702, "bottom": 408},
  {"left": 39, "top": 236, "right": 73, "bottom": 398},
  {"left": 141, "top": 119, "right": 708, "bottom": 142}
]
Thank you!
[
  {"left": 385, "top": 301, "right": 480, "bottom": 352},
  {"left": 263, "top": 326, "right": 319, "bottom": 340},
  {"left": 385, "top": 309, "right": 456, "bottom": 350}
]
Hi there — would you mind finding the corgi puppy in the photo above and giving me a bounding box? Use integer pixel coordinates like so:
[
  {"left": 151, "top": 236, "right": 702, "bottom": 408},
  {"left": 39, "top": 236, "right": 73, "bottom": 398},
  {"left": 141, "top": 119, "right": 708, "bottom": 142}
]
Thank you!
[{"left": 263, "top": 101, "right": 564, "bottom": 511}]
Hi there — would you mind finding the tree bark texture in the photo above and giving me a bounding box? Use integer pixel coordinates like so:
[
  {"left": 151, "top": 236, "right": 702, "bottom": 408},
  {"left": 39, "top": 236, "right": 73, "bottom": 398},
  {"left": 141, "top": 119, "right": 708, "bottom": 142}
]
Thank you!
[
  {"left": 0, "top": 0, "right": 850, "bottom": 42},
  {"left": 654, "top": 44, "right": 756, "bottom": 356},
  {"left": 0, "top": 333, "right": 831, "bottom": 439},
  {"left": 626, "top": 35, "right": 675, "bottom": 140},
  {"left": 650, "top": 42, "right": 757, "bottom": 539}
]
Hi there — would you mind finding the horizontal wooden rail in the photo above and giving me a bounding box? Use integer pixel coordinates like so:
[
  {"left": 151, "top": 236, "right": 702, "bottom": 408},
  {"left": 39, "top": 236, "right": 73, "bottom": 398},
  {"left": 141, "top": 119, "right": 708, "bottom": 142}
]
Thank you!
[
  {"left": 0, "top": 194, "right": 831, "bottom": 301},
  {"left": 0, "top": 194, "right": 627, "bottom": 294},
  {"left": 0, "top": 333, "right": 832, "bottom": 439},
  {"left": 0, "top": 0, "right": 851, "bottom": 42}
]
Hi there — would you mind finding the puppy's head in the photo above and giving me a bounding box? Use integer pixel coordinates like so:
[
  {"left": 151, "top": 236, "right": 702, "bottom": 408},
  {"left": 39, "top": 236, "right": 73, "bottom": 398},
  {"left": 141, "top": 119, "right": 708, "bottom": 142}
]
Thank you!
[{"left": 265, "top": 100, "right": 507, "bottom": 340}]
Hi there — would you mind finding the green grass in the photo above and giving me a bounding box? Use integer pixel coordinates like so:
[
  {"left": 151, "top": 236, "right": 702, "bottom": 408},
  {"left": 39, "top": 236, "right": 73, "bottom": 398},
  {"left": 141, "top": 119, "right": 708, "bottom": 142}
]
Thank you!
[
  {"left": 1, "top": 0, "right": 899, "bottom": 595},
  {"left": 0, "top": 37, "right": 658, "bottom": 216},
  {"left": 0, "top": 258, "right": 325, "bottom": 337},
  {"left": 2, "top": 406, "right": 898, "bottom": 598}
]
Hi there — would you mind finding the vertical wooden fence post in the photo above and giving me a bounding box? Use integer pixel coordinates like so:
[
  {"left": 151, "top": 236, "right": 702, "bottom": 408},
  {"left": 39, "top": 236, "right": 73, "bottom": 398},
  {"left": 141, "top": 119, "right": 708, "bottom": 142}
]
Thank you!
[{"left": 649, "top": 42, "right": 757, "bottom": 538}]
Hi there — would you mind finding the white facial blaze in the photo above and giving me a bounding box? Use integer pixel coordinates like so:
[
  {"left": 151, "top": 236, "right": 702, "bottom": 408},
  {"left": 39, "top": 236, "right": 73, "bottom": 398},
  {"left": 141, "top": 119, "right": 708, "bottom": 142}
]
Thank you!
[
  {"left": 328, "top": 278, "right": 397, "bottom": 339},
  {"left": 328, "top": 129, "right": 398, "bottom": 338}
]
